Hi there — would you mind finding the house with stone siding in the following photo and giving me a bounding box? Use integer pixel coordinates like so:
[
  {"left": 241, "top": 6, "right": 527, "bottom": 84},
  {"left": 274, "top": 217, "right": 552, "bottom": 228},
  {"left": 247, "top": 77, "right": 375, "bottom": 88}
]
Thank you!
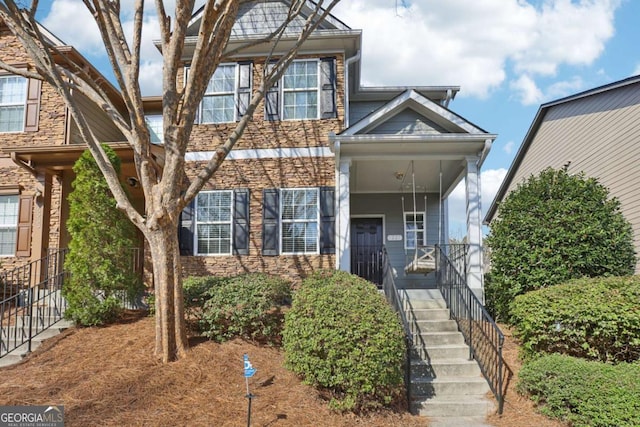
[{"left": 0, "top": 1, "right": 495, "bottom": 300}]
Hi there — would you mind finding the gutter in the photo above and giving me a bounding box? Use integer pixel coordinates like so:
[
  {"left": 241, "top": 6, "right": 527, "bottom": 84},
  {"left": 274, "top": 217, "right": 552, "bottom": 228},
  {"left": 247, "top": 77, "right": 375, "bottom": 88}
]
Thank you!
[{"left": 343, "top": 50, "right": 361, "bottom": 128}]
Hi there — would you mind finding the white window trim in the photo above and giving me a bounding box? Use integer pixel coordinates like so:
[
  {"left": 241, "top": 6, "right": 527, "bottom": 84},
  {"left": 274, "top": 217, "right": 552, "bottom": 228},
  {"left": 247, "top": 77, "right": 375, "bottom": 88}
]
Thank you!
[
  {"left": 280, "top": 187, "right": 320, "bottom": 255},
  {"left": 0, "top": 194, "right": 19, "bottom": 257},
  {"left": 194, "top": 190, "right": 234, "bottom": 256},
  {"left": 403, "top": 211, "right": 426, "bottom": 250},
  {"left": 0, "top": 75, "right": 27, "bottom": 134},
  {"left": 280, "top": 59, "right": 320, "bottom": 121},
  {"left": 198, "top": 63, "right": 239, "bottom": 124},
  {"left": 145, "top": 114, "right": 163, "bottom": 144}
]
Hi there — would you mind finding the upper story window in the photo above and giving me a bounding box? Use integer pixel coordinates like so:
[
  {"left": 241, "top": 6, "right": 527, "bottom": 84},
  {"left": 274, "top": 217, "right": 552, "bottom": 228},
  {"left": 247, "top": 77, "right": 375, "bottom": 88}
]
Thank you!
[
  {"left": 282, "top": 60, "right": 318, "bottom": 120},
  {"left": 265, "top": 57, "right": 336, "bottom": 122},
  {"left": 0, "top": 76, "right": 27, "bottom": 133},
  {"left": 195, "top": 190, "right": 233, "bottom": 255},
  {"left": 201, "top": 64, "right": 236, "bottom": 124},
  {"left": 281, "top": 188, "right": 319, "bottom": 254},
  {"left": 0, "top": 195, "right": 19, "bottom": 256},
  {"left": 404, "top": 212, "right": 425, "bottom": 250},
  {"left": 145, "top": 115, "right": 163, "bottom": 144}
]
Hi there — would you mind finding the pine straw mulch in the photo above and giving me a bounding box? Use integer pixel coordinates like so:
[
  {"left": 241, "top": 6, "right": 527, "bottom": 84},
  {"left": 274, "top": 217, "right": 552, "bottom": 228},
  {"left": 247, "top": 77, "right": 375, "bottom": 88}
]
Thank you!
[{"left": 0, "top": 313, "right": 568, "bottom": 427}]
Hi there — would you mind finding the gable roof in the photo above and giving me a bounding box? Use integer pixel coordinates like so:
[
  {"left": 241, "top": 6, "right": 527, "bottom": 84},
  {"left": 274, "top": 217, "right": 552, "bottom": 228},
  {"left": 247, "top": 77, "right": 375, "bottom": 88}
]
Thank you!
[
  {"left": 342, "top": 89, "right": 488, "bottom": 136},
  {"left": 484, "top": 74, "right": 640, "bottom": 224}
]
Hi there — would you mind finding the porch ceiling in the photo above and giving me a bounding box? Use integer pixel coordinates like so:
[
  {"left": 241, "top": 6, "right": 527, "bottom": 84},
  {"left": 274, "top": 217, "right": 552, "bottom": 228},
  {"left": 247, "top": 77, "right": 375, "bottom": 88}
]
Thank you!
[{"left": 332, "top": 134, "right": 493, "bottom": 195}]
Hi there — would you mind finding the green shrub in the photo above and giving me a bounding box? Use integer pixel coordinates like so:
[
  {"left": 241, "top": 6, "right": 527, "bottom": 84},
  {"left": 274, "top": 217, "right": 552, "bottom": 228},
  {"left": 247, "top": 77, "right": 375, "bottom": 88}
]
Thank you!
[
  {"left": 518, "top": 354, "right": 640, "bottom": 427},
  {"left": 182, "top": 276, "right": 229, "bottom": 326},
  {"left": 199, "top": 273, "right": 291, "bottom": 344},
  {"left": 511, "top": 276, "right": 640, "bottom": 363},
  {"left": 486, "top": 167, "right": 635, "bottom": 321},
  {"left": 64, "top": 145, "right": 143, "bottom": 326},
  {"left": 283, "top": 270, "right": 405, "bottom": 412}
]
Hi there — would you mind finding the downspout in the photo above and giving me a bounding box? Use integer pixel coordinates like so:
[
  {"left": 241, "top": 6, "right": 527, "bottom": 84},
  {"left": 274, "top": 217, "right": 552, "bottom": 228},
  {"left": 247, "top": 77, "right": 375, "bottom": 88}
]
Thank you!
[
  {"left": 443, "top": 89, "right": 453, "bottom": 108},
  {"left": 344, "top": 50, "right": 361, "bottom": 129}
]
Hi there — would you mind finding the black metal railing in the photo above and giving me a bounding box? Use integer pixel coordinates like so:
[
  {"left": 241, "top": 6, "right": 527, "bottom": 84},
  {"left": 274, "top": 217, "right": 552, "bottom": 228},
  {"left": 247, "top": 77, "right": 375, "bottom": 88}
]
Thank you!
[
  {"left": 352, "top": 244, "right": 383, "bottom": 287},
  {"left": 0, "top": 248, "right": 69, "bottom": 359},
  {"left": 381, "top": 247, "right": 414, "bottom": 405},
  {"left": 434, "top": 245, "right": 509, "bottom": 414}
]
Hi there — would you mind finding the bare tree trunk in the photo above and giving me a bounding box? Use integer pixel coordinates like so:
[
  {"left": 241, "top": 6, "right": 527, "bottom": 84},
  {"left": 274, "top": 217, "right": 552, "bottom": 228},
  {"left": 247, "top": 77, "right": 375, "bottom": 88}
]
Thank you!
[{"left": 147, "top": 223, "right": 187, "bottom": 363}]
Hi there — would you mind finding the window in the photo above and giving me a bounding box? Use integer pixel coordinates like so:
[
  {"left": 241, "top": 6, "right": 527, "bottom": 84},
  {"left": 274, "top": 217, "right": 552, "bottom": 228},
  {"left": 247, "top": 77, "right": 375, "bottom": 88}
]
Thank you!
[
  {"left": 0, "top": 195, "right": 19, "bottom": 256},
  {"left": 281, "top": 188, "right": 319, "bottom": 254},
  {"left": 0, "top": 76, "right": 27, "bottom": 132},
  {"left": 282, "top": 60, "right": 318, "bottom": 120},
  {"left": 195, "top": 191, "right": 233, "bottom": 255},
  {"left": 404, "top": 212, "right": 425, "bottom": 250},
  {"left": 145, "top": 115, "right": 163, "bottom": 144},
  {"left": 200, "top": 64, "right": 237, "bottom": 124}
]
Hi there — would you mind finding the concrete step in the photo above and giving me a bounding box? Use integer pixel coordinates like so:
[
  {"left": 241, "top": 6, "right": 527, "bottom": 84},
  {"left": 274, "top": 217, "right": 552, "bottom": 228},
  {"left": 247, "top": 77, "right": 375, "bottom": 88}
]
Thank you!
[
  {"left": 411, "top": 376, "right": 491, "bottom": 396},
  {"left": 412, "top": 395, "right": 495, "bottom": 418},
  {"left": 412, "top": 344, "right": 471, "bottom": 360},
  {"left": 15, "top": 316, "right": 72, "bottom": 329},
  {"left": 411, "top": 308, "right": 450, "bottom": 321},
  {"left": 406, "top": 298, "right": 447, "bottom": 310},
  {"left": 411, "top": 359, "right": 483, "bottom": 378},
  {"left": 2, "top": 325, "right": 66, "bottom": 340},
  {"left": 419, "top": 331, "right": 465, "bottom": 346},
  {"left": 411, "top": 319, "right": 458, "bottom": 333},
  {"left": 0, "top": 353, "right": 24, "bottom": 368},
  {"left": 427, "top": 416, "right": 493, "bottom": 427}
]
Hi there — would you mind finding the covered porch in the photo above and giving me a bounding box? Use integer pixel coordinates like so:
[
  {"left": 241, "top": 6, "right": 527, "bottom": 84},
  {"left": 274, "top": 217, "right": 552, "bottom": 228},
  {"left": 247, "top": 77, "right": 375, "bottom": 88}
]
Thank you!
[{"left": 331, "top": 89, "right": 495, "bottom": 301}]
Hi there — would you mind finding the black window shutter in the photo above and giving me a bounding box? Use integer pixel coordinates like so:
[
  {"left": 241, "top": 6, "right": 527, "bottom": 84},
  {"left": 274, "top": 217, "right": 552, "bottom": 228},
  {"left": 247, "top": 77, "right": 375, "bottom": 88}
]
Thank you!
[
  {"left": 319, "top": 186, "right": 336, "bottom": 254},
  {"left": 233, "top": 188, "right": 250, "bottom": 255},
  {"left": 264, "top": 62, "right": 280, "bottom": 121},
  {"left": 237, "top": 62, "right": 252, "bottom": 119},
  {"left": 262, "top": 188, "right": 279, "bottom": 255},
  {"left": 179, "top": 199, "right": 195, "bottom": 255},
  {"left": 319, "top": 57, "right": 337, "bottom": 119}
]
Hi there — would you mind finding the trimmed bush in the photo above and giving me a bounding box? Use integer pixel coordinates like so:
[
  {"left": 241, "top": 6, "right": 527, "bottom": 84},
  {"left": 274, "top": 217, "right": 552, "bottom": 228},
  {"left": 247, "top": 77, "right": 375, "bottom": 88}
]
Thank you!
[
  {"left": 182, "top": 275, "right": 229, "bottom": 325},
  {"left": 283, "top": 270, "right": 405, "bottom": 412},
  {"left": 511, "top": 276, "right": 640, "bottom": 363},
  {"left": 518, "top": 354, "right": 640, "bottom": 427},
  {"left": 64, "top": 146, "right": 142, "bottom": 326},
  {"left": 486, "top": 167, "right": 636, "bottom": 321},
  {"left": 199, "top": 273, "right": 292, "bottom": 344}
]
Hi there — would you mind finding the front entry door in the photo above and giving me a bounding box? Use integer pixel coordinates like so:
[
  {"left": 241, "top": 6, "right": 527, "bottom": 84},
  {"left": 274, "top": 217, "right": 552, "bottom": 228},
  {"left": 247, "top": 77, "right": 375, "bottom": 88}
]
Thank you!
[{"left": 350, "top": 218, "right": 383, "bottom": 287}]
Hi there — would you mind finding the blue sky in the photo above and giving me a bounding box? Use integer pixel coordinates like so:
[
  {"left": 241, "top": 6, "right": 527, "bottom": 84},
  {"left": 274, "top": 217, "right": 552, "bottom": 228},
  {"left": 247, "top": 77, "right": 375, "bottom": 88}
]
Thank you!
[{"left": 34, "top": 0, "right": 640, "bottom": 237}]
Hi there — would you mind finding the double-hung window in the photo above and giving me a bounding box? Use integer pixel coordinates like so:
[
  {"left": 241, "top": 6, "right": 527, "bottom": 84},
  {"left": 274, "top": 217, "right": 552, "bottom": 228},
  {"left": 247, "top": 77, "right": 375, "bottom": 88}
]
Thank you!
[
  {"left": 0, "top": 195, "right": 19, "bottom": 256},
  {"left": 200, "top": 64, "right": 237, "bottom": 124},
  {"left": 282, "top": 60, "right": 318, "bottom": 120},
  {"left": 281, "top": 188, "right": 319, "bottom": 254},
  {"left": 0, "top": 76, "right": 27, "bottom": 133},
  {"left": 145, "top": 115, "right": 163, "bottom": 144},
  {"left": 404, "top": 212, "right": 425, "bottom": 250},
  {"left": 195, "top": 190, "right": 233, "bottom": 255}
]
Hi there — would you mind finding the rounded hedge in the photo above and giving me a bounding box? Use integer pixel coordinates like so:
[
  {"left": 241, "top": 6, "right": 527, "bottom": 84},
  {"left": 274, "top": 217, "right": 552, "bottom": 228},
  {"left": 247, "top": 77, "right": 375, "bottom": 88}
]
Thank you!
[
  {"left": 518, "top": 354, "right": 640, "bottom": 427},
  {"left": 282, "top": 270, "right": 405, "bottom": 412},
  {"left": 198, "top": 273, "right": 292, "bottom": 344},
  {"left": 486, "top": 167, "right": 636, "bottom": 321},
  {"left": 511, "top": 275, "right": 640, "bottom": 363}
]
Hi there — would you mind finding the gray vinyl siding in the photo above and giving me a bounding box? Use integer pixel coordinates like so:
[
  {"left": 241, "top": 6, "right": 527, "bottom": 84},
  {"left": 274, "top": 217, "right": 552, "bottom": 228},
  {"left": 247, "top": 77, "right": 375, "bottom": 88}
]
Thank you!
[
  {"left": 503, "top": 82, "right": 640, "bottom": 272},
  {"left": 371, "top": 109, "right": 448, "bottom": 135},
  {"left": 351, "top": 193, "right": 443, "bottom": 289},
  {"left": 231, "top": 2, "right": 320, "bottom": 38},
  {"left": 349, "top": 101, "right": 386, "bottom": 124},
  {"left": 68, "top": 91, "right": 125, "bottom": 144}
]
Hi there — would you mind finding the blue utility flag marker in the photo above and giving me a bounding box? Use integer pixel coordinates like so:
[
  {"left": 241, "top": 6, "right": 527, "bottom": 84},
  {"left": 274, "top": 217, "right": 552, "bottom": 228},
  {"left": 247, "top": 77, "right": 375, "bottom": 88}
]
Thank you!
[{"left": 244, "top": 354, "right": 257, "bottom": 378}]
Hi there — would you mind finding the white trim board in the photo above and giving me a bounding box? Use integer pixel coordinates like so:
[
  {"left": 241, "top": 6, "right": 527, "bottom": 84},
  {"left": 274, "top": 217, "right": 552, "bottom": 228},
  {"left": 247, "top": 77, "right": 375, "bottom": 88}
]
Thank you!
[{"left": 185, "top": 147, "right": 334, "bottom": 162}]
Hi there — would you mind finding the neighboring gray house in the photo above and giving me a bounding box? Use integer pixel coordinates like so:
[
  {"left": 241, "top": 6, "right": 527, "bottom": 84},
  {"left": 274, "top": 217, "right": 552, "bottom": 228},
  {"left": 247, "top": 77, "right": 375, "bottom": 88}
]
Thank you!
[{"left": 485, "top": 74, "right": 640, "bottom": 273}]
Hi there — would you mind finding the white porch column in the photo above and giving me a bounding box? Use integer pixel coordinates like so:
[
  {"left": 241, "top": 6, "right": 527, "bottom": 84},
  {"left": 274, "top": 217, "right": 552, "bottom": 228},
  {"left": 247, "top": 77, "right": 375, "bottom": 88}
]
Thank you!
[
  {"left": 337, "top": 158, "right": 352, "bottom": 272},
  {"left": 465, "top": 156, "right": 484, "bottom": 303}
]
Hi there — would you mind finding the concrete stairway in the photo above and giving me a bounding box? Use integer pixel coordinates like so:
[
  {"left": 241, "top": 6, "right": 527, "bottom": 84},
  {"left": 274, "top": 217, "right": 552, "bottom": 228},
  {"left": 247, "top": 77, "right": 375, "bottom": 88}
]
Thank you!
[
  {"left": 0, "top": 289, "right": 73, "bottom": 368},
  {"left": 405, "top": 289, "right": 495, "bottom": 426}
]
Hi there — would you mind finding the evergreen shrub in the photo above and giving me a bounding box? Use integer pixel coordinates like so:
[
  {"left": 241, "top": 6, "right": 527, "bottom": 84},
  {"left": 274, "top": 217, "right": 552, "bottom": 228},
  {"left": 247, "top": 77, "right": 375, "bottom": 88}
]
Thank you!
[
  {"left": 511, "top": 276, "right": 640, "bottom": 363},
  {"left": 283, "top": 270, "right": 405, "bottom": 412},
  {"left": 518, "top": 354, "right": 640, "bottom": 427}
]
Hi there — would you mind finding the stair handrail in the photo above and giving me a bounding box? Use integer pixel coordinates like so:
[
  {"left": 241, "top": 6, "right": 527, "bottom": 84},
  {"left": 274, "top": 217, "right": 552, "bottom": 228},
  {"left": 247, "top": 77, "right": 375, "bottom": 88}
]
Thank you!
[
  {"left": 434, "top": 244, "right": 510, "bottom": 415},
  {"left": 381, "top": 246, "right": 414, "bottom": 406}
]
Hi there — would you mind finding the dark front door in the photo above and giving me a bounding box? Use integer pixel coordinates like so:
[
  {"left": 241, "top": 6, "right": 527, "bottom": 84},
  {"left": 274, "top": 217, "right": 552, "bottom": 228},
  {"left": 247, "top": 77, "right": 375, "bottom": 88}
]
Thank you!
[{"left": 350, "top": 218, "right": 383, "bottom": 287}]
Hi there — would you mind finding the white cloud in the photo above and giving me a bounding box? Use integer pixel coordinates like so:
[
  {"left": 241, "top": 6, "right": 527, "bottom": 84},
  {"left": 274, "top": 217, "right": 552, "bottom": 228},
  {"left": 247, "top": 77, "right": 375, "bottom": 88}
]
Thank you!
[
  {"left": 333, "top": 0, "right": 620, "bottom": 99},
  {"left": 503, "top": 141, "right": 515, "bottom": 155},
  {"left": 447, "top": 168, "right": 508, "bottom": 237},
  {"left": 42, "top": 0, "right": 104, "bottom": 55},
  {"left": 510, "top": 75, "right": 544, "bottom": 105}
]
